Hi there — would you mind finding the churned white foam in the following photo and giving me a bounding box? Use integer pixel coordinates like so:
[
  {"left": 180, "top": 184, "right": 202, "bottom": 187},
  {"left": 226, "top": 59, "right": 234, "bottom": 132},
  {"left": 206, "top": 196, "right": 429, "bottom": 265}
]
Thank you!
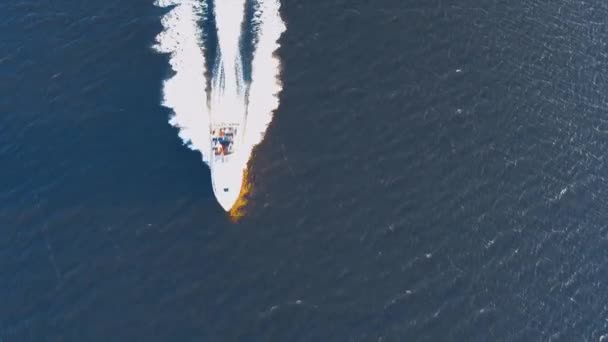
[
  {"left": 209, "top": 0, "right": 247, "bottom": 128},
  {"left": 154, "top": 0, "right": 211, "bottom": 162},
  {"left": 242, "top": 0, "right": 286, "bottom": 159},
  {"left": 212, "top": 0, "right": 247, "bottom": 98},
  {"left": 155, "top": 0, "right": 285, "bottom": 209}
]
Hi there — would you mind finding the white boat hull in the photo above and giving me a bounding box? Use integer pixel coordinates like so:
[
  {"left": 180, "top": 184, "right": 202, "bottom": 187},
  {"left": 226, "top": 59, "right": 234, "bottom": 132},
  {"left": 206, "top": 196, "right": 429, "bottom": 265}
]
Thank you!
[
  {"left": 209, "top": 122, "right": 245, "bottom": 211},
  {"left": 210, "top": 154, "right": 244, "bottom": 211}
]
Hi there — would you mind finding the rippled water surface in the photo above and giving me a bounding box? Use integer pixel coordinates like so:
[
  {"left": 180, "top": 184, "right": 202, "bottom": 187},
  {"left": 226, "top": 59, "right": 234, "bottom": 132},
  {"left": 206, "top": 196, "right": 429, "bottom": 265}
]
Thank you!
[{"left": 2, "top": 0, "right": 608, "bottom": 340}]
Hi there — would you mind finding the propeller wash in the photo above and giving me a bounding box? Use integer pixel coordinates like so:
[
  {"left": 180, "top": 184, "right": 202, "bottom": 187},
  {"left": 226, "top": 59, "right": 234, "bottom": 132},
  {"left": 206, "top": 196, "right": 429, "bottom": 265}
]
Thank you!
[{"left": 154, "top": 0, "right": 286, "bottom": 211}]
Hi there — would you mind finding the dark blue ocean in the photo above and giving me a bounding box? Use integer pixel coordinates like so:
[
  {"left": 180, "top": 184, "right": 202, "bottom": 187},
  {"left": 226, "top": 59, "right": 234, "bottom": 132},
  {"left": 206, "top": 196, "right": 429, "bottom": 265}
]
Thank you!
[{"left": 3, "top": 0, "right": 608, "bottom": 340}]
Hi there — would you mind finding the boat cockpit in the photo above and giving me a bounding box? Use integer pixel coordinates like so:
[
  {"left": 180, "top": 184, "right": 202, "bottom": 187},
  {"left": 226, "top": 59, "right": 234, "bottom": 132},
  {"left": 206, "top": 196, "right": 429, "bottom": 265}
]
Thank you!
[{"left": 212, "top": 126, "right": 237, "bottom": 159}]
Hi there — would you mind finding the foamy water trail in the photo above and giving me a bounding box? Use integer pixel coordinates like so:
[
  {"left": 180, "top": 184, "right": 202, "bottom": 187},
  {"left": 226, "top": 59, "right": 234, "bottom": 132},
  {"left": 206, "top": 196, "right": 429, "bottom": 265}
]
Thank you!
[
  {"left": 210, "top": 0, "right": 247, "bottom": 131},
  {"left": 154, "top": 0, "right": 210, "bottom": 161},
  {"left": 212, "top": 0, "right": 247, "bottom": 98},
  {"left": 242, "top": 0, "right": 286, "bottom": 159},
  {"left": 155, "top": 0, "right": 285, "bottom": 208}
]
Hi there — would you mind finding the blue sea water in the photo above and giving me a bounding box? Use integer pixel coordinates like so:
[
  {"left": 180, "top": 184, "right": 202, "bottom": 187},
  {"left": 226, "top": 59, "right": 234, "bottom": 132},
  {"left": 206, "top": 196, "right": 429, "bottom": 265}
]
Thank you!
[
  {"left": 1, "top": 0, "right": 222, "bottom": 340},
  {"left": 3, "top": 0, "right": 608, "bottom": 341}
]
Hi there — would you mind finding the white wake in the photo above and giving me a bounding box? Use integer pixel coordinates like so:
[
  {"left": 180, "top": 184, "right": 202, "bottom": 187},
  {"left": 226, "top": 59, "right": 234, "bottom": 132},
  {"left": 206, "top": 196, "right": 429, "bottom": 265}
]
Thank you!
[
  {"left": 154, "top": 0, "right": 210, "bottom": 161},
  {"left": 243, "top": 0, "right": 286, "bottom": 159},
  {"left": 154, "top": 0, "right": 285, "bottom": 175}
]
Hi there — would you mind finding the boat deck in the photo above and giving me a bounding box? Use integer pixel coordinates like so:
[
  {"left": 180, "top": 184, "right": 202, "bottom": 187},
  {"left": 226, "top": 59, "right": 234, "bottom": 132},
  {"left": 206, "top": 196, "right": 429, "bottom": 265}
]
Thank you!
[{"left": 211, "top": 123, "right": 239, "bottom": 162}]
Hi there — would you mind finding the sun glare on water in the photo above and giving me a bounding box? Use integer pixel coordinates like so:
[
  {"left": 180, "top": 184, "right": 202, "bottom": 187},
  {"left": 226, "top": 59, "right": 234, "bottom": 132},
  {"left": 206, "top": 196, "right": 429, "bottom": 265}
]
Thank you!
[{"left": 229, "top": 168, "right": 253, "bottom": 222}]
